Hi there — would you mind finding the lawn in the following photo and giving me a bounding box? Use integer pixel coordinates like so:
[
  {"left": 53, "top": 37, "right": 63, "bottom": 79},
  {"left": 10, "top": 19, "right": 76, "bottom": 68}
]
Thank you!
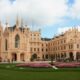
[{"left": 0, "top": 63, "right": 80, "bottom": 80}]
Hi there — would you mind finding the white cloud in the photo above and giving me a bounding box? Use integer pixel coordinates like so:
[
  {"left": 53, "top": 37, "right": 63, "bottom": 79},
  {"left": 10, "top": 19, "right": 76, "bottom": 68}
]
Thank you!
[
  {"left": 57, "top": 27, "right": 72, "bottom": 34},
  {"left": 0, "top": 0, "right": 68, "bottom": 28},
  {"left": 68, "top": 0, "right": 80, "bottom": 19},
  {"left": 57, "top": 26, "right": 80, "bottom": 34}
]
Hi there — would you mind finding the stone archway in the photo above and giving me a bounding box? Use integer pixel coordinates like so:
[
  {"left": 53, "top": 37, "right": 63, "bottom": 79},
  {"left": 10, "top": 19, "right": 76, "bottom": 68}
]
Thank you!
[
  {"left": 61, "top": 53, "right": 64, "bottom": 59},
  {"left": 69, "top": 52, "right": 74, "bottom": 61},
  {"left": 76, "top": 52, "right": 80, "bottom": 61},
  {"left": 12, "top": 53, "right": 17, "bottom": 62},
  {"left": 20, "top": 53, "right": 25, "bottom": 61},
  {"left": 45, "top": 54, "right": 48, "bottom": 59},
  {"left": 42, "top": 54, "right": 45, "bottom": 60}
]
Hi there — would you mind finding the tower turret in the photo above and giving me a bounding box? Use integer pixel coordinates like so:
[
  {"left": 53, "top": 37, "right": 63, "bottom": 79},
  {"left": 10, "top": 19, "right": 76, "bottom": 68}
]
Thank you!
[
  {"left": 16, "top": 15, "right": 20, "bottom": 28},
  {"left": 5, "top": 17, "right": 9, "bottom": 29}
]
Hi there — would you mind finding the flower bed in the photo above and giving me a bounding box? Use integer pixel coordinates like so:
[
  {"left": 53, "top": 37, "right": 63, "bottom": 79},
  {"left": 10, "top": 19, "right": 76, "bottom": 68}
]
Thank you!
[
  {"left": 16, "top": 62, "right": 52, "bottom": 68},
  {"left": 54, "top": 62, "right": 80, "bottom": 68}
]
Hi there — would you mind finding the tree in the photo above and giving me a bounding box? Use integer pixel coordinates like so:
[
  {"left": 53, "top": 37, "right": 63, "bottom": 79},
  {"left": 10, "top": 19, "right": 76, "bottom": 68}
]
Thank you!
[
  {"left": 50, "top": 54, "right": 54, "bottom": 65},
  {"left": 30, "top": 54, "right": 37, "bottom": 61}
]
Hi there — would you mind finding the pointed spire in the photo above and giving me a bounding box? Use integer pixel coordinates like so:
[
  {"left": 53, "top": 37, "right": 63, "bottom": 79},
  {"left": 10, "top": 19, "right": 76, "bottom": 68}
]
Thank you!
[
  {"left": 6, "top": 16, "right": 9, "bottom": 28},
  {"left": 16, "top": 15, "right": 20, "bottom": 27},
  {"left": 21, "top": 17, "right": 23, "bottom": 27},
  {"left": 21, "top": 17, "right": 24, "bottom": 32}
]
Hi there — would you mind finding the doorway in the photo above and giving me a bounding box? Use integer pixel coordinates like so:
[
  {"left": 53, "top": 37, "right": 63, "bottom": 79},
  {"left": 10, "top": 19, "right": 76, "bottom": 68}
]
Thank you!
[{"left": 12, "top": 53, "right": 17, "bottom": 61}]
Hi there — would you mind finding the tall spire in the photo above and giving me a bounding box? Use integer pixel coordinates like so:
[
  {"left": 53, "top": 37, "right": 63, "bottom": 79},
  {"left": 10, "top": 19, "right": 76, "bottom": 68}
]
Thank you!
[
  {"left": 21, "top": 17, "right": 23, "bottom": 27},
  {"left": 21, "top": 17, "right": 24, "bottom": 32},
  {"left": 6, "top": 16, "right": 9, "bottom": 28},
  {"left": 16, "top": 15, "right": 20, "bottom": 27}
]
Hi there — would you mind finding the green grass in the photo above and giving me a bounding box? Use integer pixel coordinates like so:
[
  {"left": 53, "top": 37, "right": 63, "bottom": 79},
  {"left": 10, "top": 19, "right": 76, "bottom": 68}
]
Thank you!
[{"left": 0, "top": 63, "right": 80, "bottom": 80}]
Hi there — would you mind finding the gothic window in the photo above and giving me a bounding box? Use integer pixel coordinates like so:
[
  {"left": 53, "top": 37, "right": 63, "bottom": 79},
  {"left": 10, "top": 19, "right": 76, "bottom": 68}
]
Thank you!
[
  {"left": 34, "top": 48, "right": 36, "bottom": 51},
  {"left": 69, "top": 44, "right": 73, "bottom": 49},
  {"left": 42, "top": 48, "right": 43, "bottom": 51},
  {"left": 15, "top": 34, "right": 20, "bottom": 48},
  {"left": 77, "top": 44, "right": 79, "bottom": 48},
  {"left": 5, "top": 39, "right": 7, "bottom": 51}
]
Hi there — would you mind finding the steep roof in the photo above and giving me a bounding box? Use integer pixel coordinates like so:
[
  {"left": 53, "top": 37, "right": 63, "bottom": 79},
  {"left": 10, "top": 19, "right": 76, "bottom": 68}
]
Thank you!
[
  {"left": 41, "top": 38, "right": 51, "bottom": 41},
  {"left": 8, "top": 25, "right": 25, "bottom": 31}
]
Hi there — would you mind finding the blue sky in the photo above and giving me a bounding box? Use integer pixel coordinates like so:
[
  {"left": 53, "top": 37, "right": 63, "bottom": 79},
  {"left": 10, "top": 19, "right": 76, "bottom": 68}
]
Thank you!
[{"left": 0, "top": 0, "right": 80, "bottom": 38}]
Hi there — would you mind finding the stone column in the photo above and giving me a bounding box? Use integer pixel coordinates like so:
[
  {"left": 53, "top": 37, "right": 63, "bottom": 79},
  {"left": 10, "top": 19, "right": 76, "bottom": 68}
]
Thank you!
[
  {"left": 8, "top": 52, "right": 12, "bottom": 63},
  {"left": 4, "top": 52, "right": 8, "bottom": 62},
  {"left": 60, "top": 53, "right": 61, "bottom": 59},
  {"left": 66, "top": 52, "right": 69, "bottom": 58},
  {"left": 73, "top": 51, "right": 76, "bottom": 60},
  {"left": 25, "top": 52, "right": 31, "bottom": 62},
  {"left": 17, "top": 53, "right": 20, "bottom": 62}
]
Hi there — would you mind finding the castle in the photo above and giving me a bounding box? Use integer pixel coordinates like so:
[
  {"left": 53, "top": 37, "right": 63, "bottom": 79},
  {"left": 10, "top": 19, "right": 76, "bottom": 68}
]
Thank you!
[{"left": 0, "top": 17, "right": 80, "bottom": 62}]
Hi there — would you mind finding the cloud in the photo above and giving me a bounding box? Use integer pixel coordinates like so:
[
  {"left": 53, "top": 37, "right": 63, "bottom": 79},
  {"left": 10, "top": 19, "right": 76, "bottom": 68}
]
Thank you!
[
  {"left": 68, "top": 0, "right": 80, "bottom": 19},
  {"left": 0, "top": 0, "right": 68, "bottom": 28},
  {"left": 57, "top": 27, "right": 72, "bottom": 34},
  {"left": 57, "top": 26, "right": 80, "bottom": 34}
]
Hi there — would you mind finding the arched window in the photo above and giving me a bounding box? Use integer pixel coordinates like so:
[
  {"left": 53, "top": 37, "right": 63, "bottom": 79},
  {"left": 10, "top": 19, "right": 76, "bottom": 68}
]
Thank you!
[
  {"left": 15, "top": 34, "right": 20, "bottom": 48},
  {"left": 5, "top": 39, "right": 7, "bottom": 51}
]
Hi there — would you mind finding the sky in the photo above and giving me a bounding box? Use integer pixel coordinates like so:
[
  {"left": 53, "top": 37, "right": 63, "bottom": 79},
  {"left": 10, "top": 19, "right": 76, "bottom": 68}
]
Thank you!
[{"left": 0, "top": 0, "right": 80, "bottom": 38}]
